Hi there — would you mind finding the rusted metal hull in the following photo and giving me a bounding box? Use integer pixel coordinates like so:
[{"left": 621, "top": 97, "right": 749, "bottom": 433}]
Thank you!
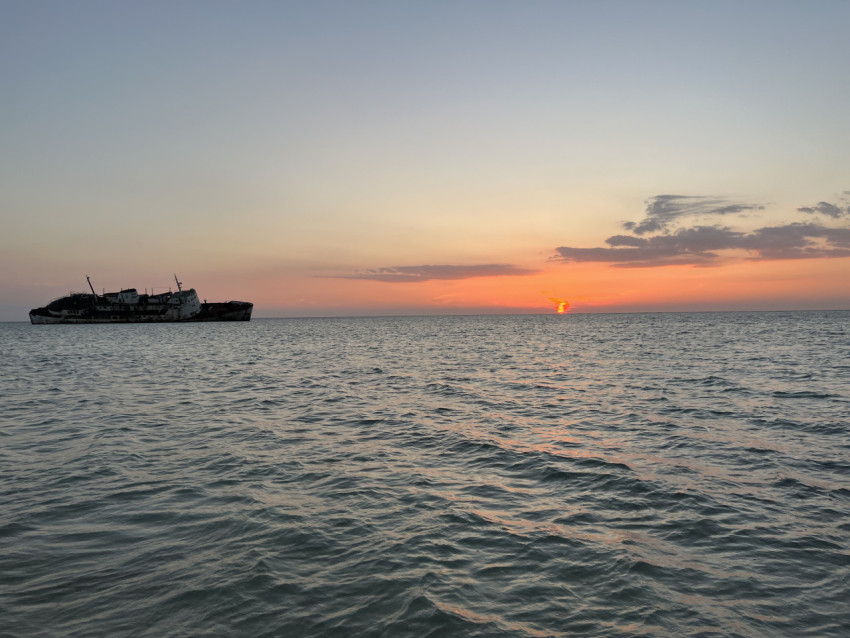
[
  {"left": 29, "top": 302, "right": 253, "bottom": 323},
  {"left": 187, "top": 301, "right": 253, "bottom": 322}
]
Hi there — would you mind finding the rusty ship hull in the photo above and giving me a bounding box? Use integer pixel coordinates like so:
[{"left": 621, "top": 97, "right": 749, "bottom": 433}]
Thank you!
[{"left": 29, "top": 277, "right": 252, "bottom": 324}]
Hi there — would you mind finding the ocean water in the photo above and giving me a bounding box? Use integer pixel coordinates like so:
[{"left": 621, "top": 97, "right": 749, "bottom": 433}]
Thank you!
[{"left": 1, "top": 312, "right": 848, "bottom": 637}]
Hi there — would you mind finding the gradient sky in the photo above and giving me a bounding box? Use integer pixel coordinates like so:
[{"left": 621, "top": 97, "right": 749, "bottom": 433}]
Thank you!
[{"left": 3, "top": 0, "right": 849, "bottom": 320}]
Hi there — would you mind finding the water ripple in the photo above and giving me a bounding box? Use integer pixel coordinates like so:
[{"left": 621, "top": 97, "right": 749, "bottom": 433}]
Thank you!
[{"left": 1, "top": 312, "right": 849, "bottom": 636}]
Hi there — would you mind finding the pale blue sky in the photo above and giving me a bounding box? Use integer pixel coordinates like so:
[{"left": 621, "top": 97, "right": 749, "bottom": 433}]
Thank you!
[{"left": 2, "top": 1, "right": 849, "bottom": 318}]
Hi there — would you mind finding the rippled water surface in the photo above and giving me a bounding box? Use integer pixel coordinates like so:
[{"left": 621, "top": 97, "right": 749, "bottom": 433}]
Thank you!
[{"left": 1, "top": 312, "right": 849, "bottom": 637}]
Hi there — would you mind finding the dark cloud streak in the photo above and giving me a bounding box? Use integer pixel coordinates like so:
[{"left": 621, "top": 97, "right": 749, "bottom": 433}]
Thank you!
[
  {"left": 623, "top": 195, "right": 764, "bottom": 235},
  {"left": 555, "top": 226, "right": 741, "bottom": 267},
  {"left": 796, "top": 201, "right": 850, "bottom": 219}
]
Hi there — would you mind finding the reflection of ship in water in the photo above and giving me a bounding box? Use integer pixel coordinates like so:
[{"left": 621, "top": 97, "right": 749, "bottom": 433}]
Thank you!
[{"left": 29, "top": 275, "right": 253, "bottom": 324}]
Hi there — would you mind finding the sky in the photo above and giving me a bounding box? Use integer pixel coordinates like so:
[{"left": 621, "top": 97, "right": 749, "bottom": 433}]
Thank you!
[{"left": 2, "top": 0, "right": 849, "bottom": 320}]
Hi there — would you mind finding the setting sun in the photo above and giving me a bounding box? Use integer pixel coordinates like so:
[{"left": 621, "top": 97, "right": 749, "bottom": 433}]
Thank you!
[{"left": 548, "top": 297, "right": 570, "bottom": 314}]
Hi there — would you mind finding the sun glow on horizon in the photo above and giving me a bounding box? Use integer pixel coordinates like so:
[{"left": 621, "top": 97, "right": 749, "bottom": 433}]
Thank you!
[{"left": 548, "top": 297, "right": 570, "bottom": 314}]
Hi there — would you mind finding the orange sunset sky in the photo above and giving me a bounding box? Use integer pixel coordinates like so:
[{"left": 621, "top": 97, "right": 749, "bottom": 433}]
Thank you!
[{"left": 2, "top": 1, "right": 849, "bottom": 320}]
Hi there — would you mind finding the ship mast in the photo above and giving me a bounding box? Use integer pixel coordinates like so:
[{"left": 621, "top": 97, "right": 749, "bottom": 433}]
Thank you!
[
  {"left": 174, "top": 274, "right": 182, "bottom": 292},
  {"left": 86, "top": 275, "right": 96, "bottom": 296}
]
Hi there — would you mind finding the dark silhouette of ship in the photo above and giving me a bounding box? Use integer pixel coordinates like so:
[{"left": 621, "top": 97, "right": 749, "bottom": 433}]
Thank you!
[{"left": 29, "top": 275, "right": 252, "bottom": 324}]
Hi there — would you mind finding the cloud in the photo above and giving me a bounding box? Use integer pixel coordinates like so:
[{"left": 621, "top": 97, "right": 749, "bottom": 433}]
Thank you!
[
  {"left": 622, "top": 195, "right": 764, "bottom": 235},
  {"left": 796, "top": 200, "right": 850, "bottom": 219},
  {"left": 335, "top": 264, "right": 538, "bottom": 282},
  {"left": 555, "top": 226, "right": 746, "bottom": 268},
  {"left": 746, "top": 223, "right": 850, "bottom": 259},
  {"left": 554, "top": 193, "right": 850, "bottom": 268}
]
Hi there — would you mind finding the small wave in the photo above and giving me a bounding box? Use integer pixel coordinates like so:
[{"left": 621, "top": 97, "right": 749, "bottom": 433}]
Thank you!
[
  {"left": 772, "top": 476, "right": 829, "bottom": 499},
  {"left": 572, "top": 456, "right": 632, "bottom": 472},
  {"left": 772, "top": 390, "right": 836, "bottom": 399}
]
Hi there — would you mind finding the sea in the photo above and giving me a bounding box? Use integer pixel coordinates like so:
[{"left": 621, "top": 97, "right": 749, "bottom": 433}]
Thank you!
[{"left": 1, "top": 312, "right": 848, "bottom": 637}]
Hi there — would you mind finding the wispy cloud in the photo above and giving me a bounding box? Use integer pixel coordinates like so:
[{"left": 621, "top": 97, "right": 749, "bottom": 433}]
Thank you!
[
  {"left": 335, "top": 264, "right": 538, "bottom": 282},
  {"left": 623, "top": 195, "right": 764, "bottom": 235},
  {"left": 796, "top": 194, "right": 850, "bottom": 219},
  {"left": 554, "top": 194, "right": 850, "bottom": 268}
]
